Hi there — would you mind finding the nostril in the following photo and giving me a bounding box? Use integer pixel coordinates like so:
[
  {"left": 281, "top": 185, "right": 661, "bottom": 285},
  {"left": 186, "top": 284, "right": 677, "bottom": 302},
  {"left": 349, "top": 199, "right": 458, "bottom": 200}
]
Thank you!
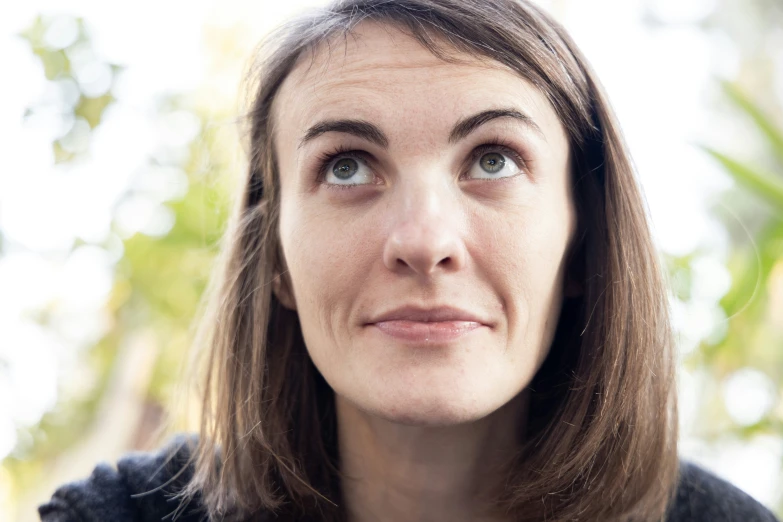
[{"left": 395, "top": 255, "right": 452, "bottom": 272}]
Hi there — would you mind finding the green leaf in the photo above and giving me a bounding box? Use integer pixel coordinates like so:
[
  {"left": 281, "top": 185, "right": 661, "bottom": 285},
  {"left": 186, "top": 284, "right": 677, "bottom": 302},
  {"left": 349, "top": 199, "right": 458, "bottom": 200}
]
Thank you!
[
  {"left": 17, "top": 15, "right": 47, "bottom": 48},
  {"left": 723, "top": 81, "right": 783, "bottom": 169},
  {"left": 702, "top": 146, "right": 783, "bottom": 212},
  {"left": 718, "top": 219, "right": 783, "bottom": 318},
  {"left": 52, "top": 140, "right": 76, "bottom": 164},
  {"left": 33, "top": 48, "right": 68, "bottom": 80},
  {"left": 75, "top": 93, "right": 115, "bottom": 129}
]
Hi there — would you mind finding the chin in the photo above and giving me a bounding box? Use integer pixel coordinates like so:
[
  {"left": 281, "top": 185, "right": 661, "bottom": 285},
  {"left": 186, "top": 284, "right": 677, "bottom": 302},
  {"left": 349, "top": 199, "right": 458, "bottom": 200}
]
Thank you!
[
  {"left": 363, "top": 387, "right": 499, "bottom": 427},
  {"left": 378, "top": 409, "right": 482, "bottom": 427}
]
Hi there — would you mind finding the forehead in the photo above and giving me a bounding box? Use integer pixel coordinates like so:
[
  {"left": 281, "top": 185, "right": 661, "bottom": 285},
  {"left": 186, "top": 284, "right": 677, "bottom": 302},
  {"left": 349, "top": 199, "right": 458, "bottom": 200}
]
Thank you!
[{"left": 273, "top": 22, "right": 566, "bottom": 150}]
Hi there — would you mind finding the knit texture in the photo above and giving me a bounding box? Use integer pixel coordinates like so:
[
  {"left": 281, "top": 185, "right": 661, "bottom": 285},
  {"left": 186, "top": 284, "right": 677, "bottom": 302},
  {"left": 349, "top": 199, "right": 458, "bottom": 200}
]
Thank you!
[
  {"left": 39, "top": 435, "right": 780, "bottom": 522},
  {"left": 664, "top": 460, "right": 779, "bottom": 522}
]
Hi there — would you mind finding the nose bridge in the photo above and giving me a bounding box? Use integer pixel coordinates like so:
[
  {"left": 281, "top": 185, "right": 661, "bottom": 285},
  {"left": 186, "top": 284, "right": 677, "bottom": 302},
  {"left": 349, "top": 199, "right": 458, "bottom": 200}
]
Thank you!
[
  {"left": 402, "top": 173, "right": 445, "bottom": 224},
  {"left": 382, "top": 171, "right": 466, "bottom": 276}
]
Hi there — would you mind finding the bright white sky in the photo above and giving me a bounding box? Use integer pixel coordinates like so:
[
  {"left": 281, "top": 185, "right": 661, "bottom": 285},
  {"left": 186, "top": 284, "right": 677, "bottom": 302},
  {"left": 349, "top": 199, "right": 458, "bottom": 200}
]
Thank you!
[{"left": 0, "top": 0, "right": 781, "bottom": 513}]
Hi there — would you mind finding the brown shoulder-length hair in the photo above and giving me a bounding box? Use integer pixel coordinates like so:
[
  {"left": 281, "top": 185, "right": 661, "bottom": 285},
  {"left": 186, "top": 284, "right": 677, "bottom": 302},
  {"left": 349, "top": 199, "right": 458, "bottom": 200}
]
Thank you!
[{"left": 184, "top": 0, "right": 679, "bottom": 521}]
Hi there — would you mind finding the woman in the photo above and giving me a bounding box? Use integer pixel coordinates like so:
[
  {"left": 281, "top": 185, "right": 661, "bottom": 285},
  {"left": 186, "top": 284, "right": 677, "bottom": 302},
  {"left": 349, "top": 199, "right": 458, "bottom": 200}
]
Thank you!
[{"left": 38, "top": 0, "right": 780, "bottom": 521}]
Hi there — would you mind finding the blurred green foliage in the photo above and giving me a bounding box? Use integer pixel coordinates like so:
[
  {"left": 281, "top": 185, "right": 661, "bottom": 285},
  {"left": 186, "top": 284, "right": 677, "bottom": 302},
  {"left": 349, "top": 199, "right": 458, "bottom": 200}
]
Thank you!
[
  {"left": 19, "top": 16, "right": 121, "bottom": 163},
  {"left": 701, "top": 84, "right": 783, "bottom": 363},
  {"left": 690, "top": 83, "right": 783, "bottom": 447},
  {"left": 3, "top": 15, "right": 233, "bottom": 520},
  {"left": 671, "top": 78, "right": 783, "bottom": 518}
]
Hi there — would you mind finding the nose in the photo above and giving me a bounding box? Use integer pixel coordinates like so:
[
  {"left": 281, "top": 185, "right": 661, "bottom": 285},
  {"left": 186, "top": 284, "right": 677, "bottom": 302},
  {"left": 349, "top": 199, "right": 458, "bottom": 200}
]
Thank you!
[{"left": 382, "top": 178, "right": 467, "bottom": 277}]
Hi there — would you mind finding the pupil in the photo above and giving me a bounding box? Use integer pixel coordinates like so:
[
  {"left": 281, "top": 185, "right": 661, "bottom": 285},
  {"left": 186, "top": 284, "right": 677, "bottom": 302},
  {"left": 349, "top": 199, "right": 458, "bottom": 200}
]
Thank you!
[
  {"left": 480, "top": 153, "right": 505, "bottom": 174},
  {"left": 333, "top": 158, "right": 358, "bottom": 179}
]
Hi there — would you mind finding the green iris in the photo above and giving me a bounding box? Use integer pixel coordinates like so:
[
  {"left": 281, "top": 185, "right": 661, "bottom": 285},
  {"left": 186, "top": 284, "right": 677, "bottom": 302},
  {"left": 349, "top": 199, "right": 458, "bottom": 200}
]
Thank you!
[
  {"left": 480, "top": 153, "right": 505, "bottom": 174},
  {"left": 333, "top": 158, "right": 359, "bottom": 179}
]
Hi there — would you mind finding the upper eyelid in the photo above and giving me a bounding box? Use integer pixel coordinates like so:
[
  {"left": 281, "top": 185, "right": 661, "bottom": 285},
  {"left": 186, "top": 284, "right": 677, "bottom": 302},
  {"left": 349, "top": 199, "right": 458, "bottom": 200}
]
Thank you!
[
  {"left": 318, "top": 149, "right": 375, "bottom": 178},
  {"left": 468, "top": 144, "right": 525, "bottom": 166},
  {"left": 322, "top": 144, "right": 523, "bottom": 164},
  {"left": 316, "top": 141, "right": 528, "bottom": 181},
  {"left": 323, "top": 149, "right": 374, "bottom": 167}
]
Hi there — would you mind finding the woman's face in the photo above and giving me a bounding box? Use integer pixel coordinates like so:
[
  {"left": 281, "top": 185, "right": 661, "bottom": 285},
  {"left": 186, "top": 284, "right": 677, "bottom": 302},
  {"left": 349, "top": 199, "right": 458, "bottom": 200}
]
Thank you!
[{"left": 273, "top": 23, "right": 575, "bottom": 426}]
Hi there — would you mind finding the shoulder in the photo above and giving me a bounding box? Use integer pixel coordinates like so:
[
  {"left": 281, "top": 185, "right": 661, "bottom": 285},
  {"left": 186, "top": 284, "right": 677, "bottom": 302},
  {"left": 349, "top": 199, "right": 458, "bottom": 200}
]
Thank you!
[
  {"left": 667, "top": 459, "right": 780, "bottom": 522},
  {"left": 38, "top": 434, "right": 205, "bottom": 522}
]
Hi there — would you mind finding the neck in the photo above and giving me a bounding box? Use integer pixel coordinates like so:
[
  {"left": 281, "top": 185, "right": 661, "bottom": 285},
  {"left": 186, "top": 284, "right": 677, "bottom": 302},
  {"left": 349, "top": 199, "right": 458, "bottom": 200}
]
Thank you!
[{"left": 336, "top": 390, "right": 529, "bottom": 522}]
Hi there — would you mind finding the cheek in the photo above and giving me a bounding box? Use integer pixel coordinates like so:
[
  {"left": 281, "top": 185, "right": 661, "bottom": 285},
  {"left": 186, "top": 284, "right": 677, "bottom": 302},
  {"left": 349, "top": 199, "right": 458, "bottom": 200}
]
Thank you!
[
  {"left": 475, "top": 201, "right": 568, "bottom": 281},
  {"left": 279, "top": 201, "right": 376, "bottom": 331},
  {"left": 279, "top": 205, "right": 383, "bottom": 389},
  {"left": 472, "top": 197, "right": 572, "bottom": 335}
]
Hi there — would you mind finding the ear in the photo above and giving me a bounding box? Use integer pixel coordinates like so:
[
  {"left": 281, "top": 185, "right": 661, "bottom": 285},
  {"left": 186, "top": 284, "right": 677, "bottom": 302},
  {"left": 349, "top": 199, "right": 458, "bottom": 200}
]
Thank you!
[{"left": 272, "top": 271, "right": 297, "bottom": 310}]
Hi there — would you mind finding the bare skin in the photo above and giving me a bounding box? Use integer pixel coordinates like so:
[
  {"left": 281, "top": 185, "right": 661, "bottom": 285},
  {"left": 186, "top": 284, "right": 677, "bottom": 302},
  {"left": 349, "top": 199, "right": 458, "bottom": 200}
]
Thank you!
[
  {"left": 336, "top": 389, "right": 529, "bottom": 522},
  {"left": 272, "top": 23, "right": 575, "bottom": 522}
]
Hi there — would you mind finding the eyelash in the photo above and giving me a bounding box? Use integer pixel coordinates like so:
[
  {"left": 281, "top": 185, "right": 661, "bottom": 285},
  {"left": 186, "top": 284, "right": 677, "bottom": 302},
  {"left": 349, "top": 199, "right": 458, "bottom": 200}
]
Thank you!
[
  {"left": 314, "top": 138, "right": 528, "bottom": 188},
  {"left": 314, "top": 144, "right": 370, "bottom": 186},
  {"left": 463, "top": 138, "right": 527, "bottom": 179}
]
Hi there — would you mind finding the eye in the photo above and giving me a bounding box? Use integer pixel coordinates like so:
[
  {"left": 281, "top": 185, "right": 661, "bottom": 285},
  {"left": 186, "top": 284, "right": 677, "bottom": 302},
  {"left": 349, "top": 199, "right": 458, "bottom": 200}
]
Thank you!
[
  {"left": 464, "top": 147, "right": 523, "bottom": 180},
  {"left": 323, "top": 154, "right": 375, "bottom": 185}
]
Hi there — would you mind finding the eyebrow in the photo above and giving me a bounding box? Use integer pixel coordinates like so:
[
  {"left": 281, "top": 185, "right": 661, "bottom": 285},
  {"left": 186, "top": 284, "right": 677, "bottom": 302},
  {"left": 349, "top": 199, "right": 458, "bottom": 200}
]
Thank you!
[
  {"left": 299, "top": 120, "right": 389, "bottom": 149},
  {"left": 298, "top": 107, "right": 543, "bottom": 149},
  {"left": 448, "top": 108, "right": 544, "bottom": 143}
]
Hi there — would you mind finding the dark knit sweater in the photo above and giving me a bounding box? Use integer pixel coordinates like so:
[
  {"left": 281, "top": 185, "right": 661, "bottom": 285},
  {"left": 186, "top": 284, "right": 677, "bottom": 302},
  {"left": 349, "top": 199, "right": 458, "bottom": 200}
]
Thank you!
[{"left": 38, "top": 435, "right": 780, "bottom": 522}]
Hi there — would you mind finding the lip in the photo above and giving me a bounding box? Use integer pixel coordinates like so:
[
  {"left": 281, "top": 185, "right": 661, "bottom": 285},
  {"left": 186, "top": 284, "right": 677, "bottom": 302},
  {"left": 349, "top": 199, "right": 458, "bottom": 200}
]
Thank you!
[
  {"left": 365, "top": 306, "right": 490, "bottom": 344},
  {"left": 367, "top": 305, "right": 489, "bottom": 324}
]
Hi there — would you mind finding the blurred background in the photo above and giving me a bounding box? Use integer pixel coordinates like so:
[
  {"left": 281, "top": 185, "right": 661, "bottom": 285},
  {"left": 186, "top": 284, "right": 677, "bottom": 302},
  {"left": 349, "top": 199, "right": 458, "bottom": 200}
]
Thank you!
[{"left": 1, "top": 0, "right": 782, "bottom": 520}]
